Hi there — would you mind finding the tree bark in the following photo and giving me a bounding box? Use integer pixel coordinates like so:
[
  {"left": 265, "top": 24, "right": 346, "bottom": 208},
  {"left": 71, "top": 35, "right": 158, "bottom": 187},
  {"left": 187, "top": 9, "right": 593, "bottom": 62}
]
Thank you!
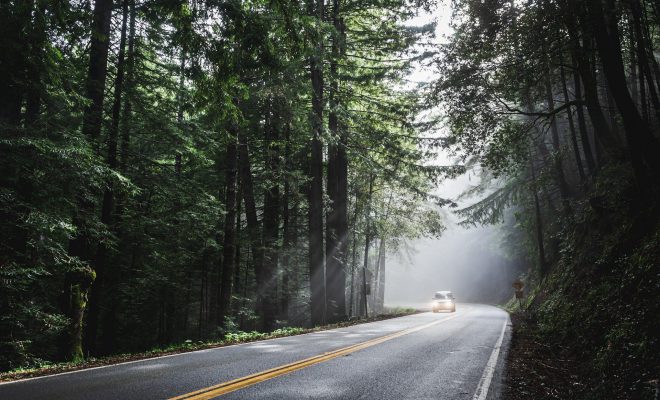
[
  {"left": 561, "top": 1, "right": 621, "bottom": 161},
  {"left": 307, "top": 0, "right": 326, "bottom": 327},
  {"left": 87, "top": 0, "right": 131, "bottom": 355},
  {"left": 544, "top": 73, "right": 573, "bottom": 215},
  {"left": 237, "top": 128, "right": 264, "bottom": 323},
  {"left": 375, "top": 238, "right": 386, "bottom": 313},
  {"left": 81, "top": 0, "right": 113, "bottom": 143},
  {"left": 360, "top": 175, "right": 374, "bottom": 318},
  {"left": 261, "top": 98, "right": 281, "bottom": 331},
  {"left": 560, "top": 63, "right": 586, "bottom": 182},
  {"left": 66, "top": 0, "right": 113, "bottom": 361},
  {"left": 630, "top": 0, "right": 660, "bottom": 123},
  {"left": 571, "top": 56, "right": 597, "bottom": 175},
  {"left": 587, "top": 0, "right": 660, "bottom": 186},
  {"left": 25, "top": 1, "right": 46, "bottom": 125},
  {"left": 325, "top": 0, "right": 347, "bottom": 323},
  {"left": 0, "top": 0, "right": 31, "bottom": 127},
  {"left": 218, "top": 125, "right": 238, "bottom": 327}
]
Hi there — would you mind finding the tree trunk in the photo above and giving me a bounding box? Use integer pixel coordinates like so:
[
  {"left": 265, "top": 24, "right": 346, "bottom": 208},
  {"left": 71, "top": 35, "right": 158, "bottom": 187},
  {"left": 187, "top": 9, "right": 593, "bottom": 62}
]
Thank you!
[
  {"left": 630, "top": 0, "right": 660, "bottom": 123},
  {"left": 375, "top": 238, "right": 386, "bottom": 313},
  {"left": 561, "top": 2, "right": 621, "bottom": 161},
  {"left": 348, "top": 190, "right": 359, "bottom": 318},
  {"left": 560, "top": 63, "right": 586, "bottom": 182},
  {"left": 544, "top": 73, "right": 573, "bottom": 215},
  {"left": 587, "top": 0, "right": 660, "bottom": 186},
  {"left": 307, "top": 0, "right": 326, "bottom": 327},
  {"left": 280, "top": 120, "right": 295, "bottom": 321},
  {"left": 63, "top": 268, "right": 96, "bottom": 362},
  {"left": 325, "top": 0, "right": 347, "bottom": 323},
  {"left": 360, "top": 175, "right": 374, "bottom": 318},
  {"left": 25, "top": 1, "right": 46, "bottom": 125},
  {"left": 529, "top": 152, "right": 547, "bottom": 277},
  {"left": 119, "top": 0, "right": 136, "bottom": 175},
  {"left": 81, "top": 0, "right": 113, "bottom": 143},
  {"left": 261, "top": 99, "right": 281, "bottom": 331},
  {"left": 237, "top": 128, "right": 264, "bottom": 323},
  {"left": 66, "top": 0, "right": 113, "bottom": 361},
  {"left": 87, "top": 0, "right": 131, "bottom": 355},
  {"left": 0, "top": 0, "right": 31, "bottom": 127},
  {"left": 219, "top": 125, "right": 238, "bottom": 326},
  {"left": 571, "top": 55, "right": 597, "bottom": 175}
]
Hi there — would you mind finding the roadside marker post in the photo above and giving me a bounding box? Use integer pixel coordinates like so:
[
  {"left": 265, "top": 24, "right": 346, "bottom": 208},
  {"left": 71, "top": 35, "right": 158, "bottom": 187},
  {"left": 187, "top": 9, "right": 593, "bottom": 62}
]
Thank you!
[{"left": 512, "top": 280, "right": 524, "bottom": 309}]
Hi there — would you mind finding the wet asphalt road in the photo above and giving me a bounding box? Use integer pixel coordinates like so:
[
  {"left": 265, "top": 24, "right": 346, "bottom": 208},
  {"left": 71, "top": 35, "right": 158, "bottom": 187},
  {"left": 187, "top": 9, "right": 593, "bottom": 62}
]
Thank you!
[{"left": 0, "top": 304, "right": 510, "bottom": 400}]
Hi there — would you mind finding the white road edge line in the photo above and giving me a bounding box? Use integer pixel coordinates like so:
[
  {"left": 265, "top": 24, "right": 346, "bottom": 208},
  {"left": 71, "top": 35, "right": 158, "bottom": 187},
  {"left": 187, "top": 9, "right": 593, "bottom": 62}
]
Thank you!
[
  {"left": 0, "top": 311, "right": 442, "bottom": 386},
  {"left": 472, "top": 316, "right": 509, "bottom": 400}
]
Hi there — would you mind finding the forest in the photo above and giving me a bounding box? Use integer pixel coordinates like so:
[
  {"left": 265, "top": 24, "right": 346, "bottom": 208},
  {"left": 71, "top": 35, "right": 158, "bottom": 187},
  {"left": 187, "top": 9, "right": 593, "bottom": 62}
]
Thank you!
[
  {"left": 0, "top": 0, "right": 447, "bottom": 369},
  {"left": 1, "top": 0, "right": 659, "bottom": 397}
]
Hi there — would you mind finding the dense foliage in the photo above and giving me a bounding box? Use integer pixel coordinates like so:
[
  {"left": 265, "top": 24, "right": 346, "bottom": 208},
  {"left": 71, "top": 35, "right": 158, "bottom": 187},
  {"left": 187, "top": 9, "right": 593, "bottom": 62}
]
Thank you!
[
  {"left": 0, "top": 0, "right": 447, "bottom": 370},
  {"left": 435, "top": 0, "right": 660, "bottom": 398}
]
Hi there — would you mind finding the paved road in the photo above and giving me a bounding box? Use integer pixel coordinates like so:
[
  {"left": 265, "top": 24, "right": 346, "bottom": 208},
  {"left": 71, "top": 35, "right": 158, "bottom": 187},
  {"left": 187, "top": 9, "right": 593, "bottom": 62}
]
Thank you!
[{"left": 0, "top": 304, "right": 510, "bottom": 400}]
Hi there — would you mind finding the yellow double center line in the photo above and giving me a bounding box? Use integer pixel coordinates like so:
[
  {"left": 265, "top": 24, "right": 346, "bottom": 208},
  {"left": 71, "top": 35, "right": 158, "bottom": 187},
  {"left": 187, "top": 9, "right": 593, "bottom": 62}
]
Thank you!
[{"left": 170, "top": 313, "right": 460, "bottom": 400}]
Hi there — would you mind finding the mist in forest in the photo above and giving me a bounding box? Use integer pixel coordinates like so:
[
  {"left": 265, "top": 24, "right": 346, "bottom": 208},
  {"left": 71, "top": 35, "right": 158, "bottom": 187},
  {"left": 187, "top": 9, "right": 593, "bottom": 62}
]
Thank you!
[
  {"left": 384, "top": 163, "right": 519, "bottom": 307},
  {"left": 384, "top": 222, "right": 516, "bottom": 307},
  {"left": 384, "top": 4, "right": 519, "bottom": 307}
]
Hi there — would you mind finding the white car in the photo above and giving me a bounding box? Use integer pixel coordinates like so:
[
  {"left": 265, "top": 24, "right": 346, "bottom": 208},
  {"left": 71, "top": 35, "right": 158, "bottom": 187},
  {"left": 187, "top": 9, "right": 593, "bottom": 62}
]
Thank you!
[{"left": 431, "top": 291, "right": 456, "bottom": 313}]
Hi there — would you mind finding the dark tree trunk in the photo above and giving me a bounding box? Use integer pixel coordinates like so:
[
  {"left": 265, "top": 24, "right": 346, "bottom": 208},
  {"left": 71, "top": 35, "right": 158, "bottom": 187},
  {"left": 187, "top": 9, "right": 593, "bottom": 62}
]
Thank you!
[
  {"left": 0, "top": 0, "right": 31, "bottom": 127},
  {"left": 238, "top": 128, "right": 264, "bottom": 322},
  {"left": 587, "top": 0, "right": 660, "bottom": 186},
  {"left": 307, "top": 0, "right": 326, "bottom": 327},
  {"left": 280, "top": 120, "right": 295, "bottom": 321},
  {"left": 631, "top": 0, "right": 660, "bottom": 123},
  {"left": 199, "top": 250, "right": 208, "bottom": 339},
  {"left": 571, "top": 56, "right": 597, "bottom": 175},
  {"left": 348, "top": 189, "right": 361, "bottom": 318},
  {"left": 325, "top": 0, "right": 347, "bottom": 323},
  {"left": 218, "top": 126, "right": 238, "bottom": 327},
  {"left": 261, "top": 99, "right": 281, "bottom": 331},
  {"left": 562, "top": 2, "right": 621, "bottom": 160},
  {"left": 25, "top": 1, "right": 46, "bottom": 125},
  {"left": 107, "top": 0, "right": 136, "bottom": 352},
  {"left": 544, "top": 74, "right": 573, "bottom": 215},
  {"left": 233, "top": 187, "right": 243, "bottom": 315},
  {"left": 576, "top": 42, "right": 621, "bottom": 159},
  {"left": 81, "top": 0, "right": 113, "bottom": 143},
  {"left": 375, "top": 238, "right": 386, "bottom": 312},
  {"left": 87, "top": 0, "right": 131, "bottom": 355},
  {"left": 1, "top": 0, "right": 39, "bottom": 292},
  {"left": 119, "top": 0, "right": 136, "bottom": 176},
  {"left": 360, "top": 175, "right": 374, "bottom": 318},
  {"left": 529, "top": 153, "right": 547, "bottom": 277},
  {"left": 66, "top": 0, "right": 113, "bottom": 361},
  {"left": 560, "top": 63, "right": 586, "bottom": 182}
]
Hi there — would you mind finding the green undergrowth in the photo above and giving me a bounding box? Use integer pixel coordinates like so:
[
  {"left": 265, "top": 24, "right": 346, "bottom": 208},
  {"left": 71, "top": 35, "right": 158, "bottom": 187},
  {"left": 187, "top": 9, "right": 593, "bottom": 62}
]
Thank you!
[
  {"left": 0, "top": 308, "right": 418, "bottom": 382},
  {"left": 505, "top": 174, "right": 660, "bottom": 399}
]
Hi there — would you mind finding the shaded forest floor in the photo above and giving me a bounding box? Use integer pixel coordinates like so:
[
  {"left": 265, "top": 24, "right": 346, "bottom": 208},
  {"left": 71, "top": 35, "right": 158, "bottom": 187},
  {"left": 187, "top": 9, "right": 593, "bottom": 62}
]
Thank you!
[
  {"left": 0, "top": 308, "right": 418, "bottom": 382},
  {"left": 503, "top": 179, "right": 660, "bottom": 400},
  {"left": 504, "top": 311, "right": 659, "bottom": 400},
  {"left": 503, "top": 313, "right": 586, "bottom": 399}
]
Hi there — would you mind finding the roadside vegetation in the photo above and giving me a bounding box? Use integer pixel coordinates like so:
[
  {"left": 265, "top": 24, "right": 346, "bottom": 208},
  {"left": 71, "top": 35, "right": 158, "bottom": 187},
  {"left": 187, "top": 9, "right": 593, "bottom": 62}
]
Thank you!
[
  {"left": 434, "top": 0, "right": 660, "bottom": 399},
  {"left": 0, "top": 307, "right": 417, "bottom": 382}
]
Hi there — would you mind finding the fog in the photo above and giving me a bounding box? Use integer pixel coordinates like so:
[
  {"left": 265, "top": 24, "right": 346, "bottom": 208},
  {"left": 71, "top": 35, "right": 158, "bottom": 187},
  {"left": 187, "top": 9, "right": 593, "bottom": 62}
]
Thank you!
[
  {"left": 384, "top": 222, "right": 517, "bottom": 308},
  {"left": 382, "top": 2, "right": 520, "bottom": 309},
  {"left": 384, "top": 166, "right": 519, "bottom": 307}
]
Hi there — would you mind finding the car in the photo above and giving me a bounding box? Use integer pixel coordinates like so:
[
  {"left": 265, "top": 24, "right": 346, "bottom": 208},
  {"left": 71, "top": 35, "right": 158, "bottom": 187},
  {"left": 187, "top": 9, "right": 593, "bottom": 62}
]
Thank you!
[{"left": 431, "top": 291, "right": 456, "bottom": 313}]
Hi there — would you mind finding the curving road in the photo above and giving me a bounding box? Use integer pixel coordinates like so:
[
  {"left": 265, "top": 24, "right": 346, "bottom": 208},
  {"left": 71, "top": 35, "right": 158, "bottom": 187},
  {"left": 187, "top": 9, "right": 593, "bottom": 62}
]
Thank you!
[{"left": 0, "top": 304, "right": 510, "bottom": 400}]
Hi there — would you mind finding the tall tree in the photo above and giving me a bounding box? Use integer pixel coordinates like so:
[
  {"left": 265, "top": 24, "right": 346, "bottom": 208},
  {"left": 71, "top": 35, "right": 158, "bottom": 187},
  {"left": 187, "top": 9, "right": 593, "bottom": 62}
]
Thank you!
[
  {"left": 65, "top": 0, "right": 113, "bottom": 361},
  {"left": 307, "top": 0, "right": 326, "bottom": 326}
]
